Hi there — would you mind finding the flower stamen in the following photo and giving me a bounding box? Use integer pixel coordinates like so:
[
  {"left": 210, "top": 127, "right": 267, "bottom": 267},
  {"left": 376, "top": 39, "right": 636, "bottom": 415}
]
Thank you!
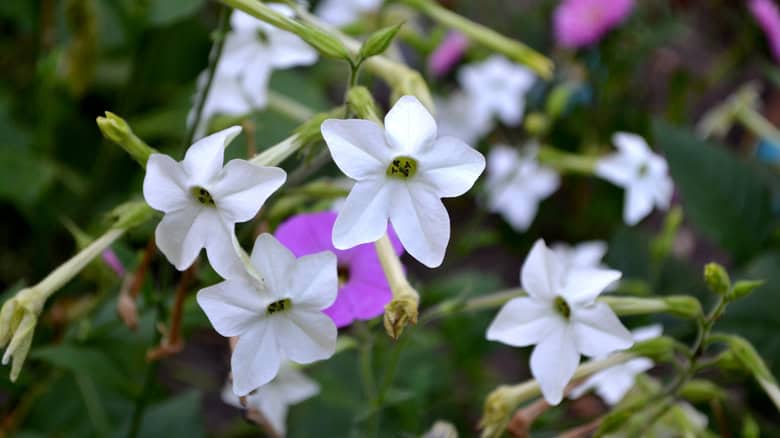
[
  {"left": 266, "top": 298, "right": 292, "bottom": 315},
  {"left": 553, "top": 296, "right": 571, "bottom": 319},
  {"left": 191, "top": 186, "right": 216, "bottom": 207},
  {"left": 386, "top": 156, "right": 418, "bottom": 179}
]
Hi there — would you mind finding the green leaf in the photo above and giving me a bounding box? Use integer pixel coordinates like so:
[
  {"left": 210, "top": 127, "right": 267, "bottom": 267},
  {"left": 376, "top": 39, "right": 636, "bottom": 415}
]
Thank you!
[
  {"left": 357, "top": 23, "right": 403, "bottom": 62},
  {"left": 147, "top": 0, "right": 205, "bottom": 27},
  {"left": 652, "top": 120, "right": 773, "bottom": 261},
  {"left": 136, "top": 390, "right": 206, "bottom": 438},
  {"left": 30, "top": 344, "right": 135, "bottom": 395},
  {"left": 0, "top": 147, "right": 57, "bottom": 207}
]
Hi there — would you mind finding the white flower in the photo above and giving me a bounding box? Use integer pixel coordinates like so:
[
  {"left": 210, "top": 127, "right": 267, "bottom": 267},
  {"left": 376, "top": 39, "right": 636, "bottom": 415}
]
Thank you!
[
  {"left": 485, "top": 145, "right": 559, "bottom": 231},
  {"left": 222, "top": 362, "right": 320, "bottom": 435},
  {"left": 486, "top": 239, "right": 633, "bottom": 405},
  {"left": 143, "top": 126, "right": 286, "bottom": 278},
  {"left": 457, "top": 55, "right": 536, "bottom": 126},
  {"left": 569, "top": 324, "right": 662, "bottom": 405},
  {"left": 595, "top": 132, "right": 674, "bottom": 226},
  {"left": 197, "top": 233, "right": 338, "bottom": 396},
  {"left": 435, "top": 92, "right": 493, "bottom": 144},
  {"left": 550, "top": 240, "right": 608, "bottom": 271},
  {"left": 320, "top": 95, "right": 486, "bottom": 268},
  {"left": 316, "top": 0, "right": 383, "bottom": 26}
]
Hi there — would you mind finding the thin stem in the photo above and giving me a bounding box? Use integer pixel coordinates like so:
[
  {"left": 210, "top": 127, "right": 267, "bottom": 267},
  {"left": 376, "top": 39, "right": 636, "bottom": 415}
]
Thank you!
[{"left": 267, "top": 90, "right": 316, "bottom": 122}]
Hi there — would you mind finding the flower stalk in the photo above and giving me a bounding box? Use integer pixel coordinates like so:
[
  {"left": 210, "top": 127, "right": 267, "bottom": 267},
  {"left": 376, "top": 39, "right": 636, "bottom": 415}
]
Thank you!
[{"left": 375, "top": 234, "right": 419, "bottom": 339}]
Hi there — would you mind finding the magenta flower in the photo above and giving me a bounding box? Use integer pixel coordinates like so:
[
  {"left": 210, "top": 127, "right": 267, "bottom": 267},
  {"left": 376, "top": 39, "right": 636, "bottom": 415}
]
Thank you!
[
  {"left": 428, "top": 31, "right": 469, "bottom": 77},
  {"left": 275, "top": 211, "right": 404, "bottom": 328},
  {"left": 553, "top": 0, "right": 634, "bottom": 49},
  {"left": 750, "top": 0, "right": 780, "bottom": 62}
]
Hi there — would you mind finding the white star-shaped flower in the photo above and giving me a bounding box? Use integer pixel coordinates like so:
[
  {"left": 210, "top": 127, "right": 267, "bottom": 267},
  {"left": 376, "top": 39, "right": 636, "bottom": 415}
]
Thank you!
[
  {"left": 569, "top": 324, "right": 662, "bottom": 405},
  {"left": 143, "top": 126, "right": 286, "bottom": 278},
  {"left": 457, "top": 55, "right": 536, "bottom": 126},
  {"left": 197, "top": 233, "right": 338, "bottom": 396},
  {"left": 550, "top": 240, "right": 608, "bottom": 271},
  {"left": 222, "top": 362, "right": 320, "bottom": 435},
  {"left": 435, "top": 91, "right": 493, "bottom": 144},
  {"left": 320, "top": 95, "right": 486, "bottom": 268},
  {"left": 595, "top": 132, "right": 674, "bottom": 226},
  {"left": 486, "top": 239, "right": 634, "bottom": 405},
  {"left": 485, "top": 145, "right": 559, "bottom": 231},
  {"left": 315, "top": 0, "right": 383, "bottom": 26}
]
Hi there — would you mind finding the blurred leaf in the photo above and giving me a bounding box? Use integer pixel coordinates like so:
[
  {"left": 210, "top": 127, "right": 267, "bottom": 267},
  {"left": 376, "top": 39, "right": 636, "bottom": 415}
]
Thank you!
[
  {"left": 30, "top": 344, "right": 135, "bottom": 395},
  {"left": 0, "top": 147, "right": 57, "bottom": 207},
  {"left": 137, "top": 390, "right": 206, "bottom": 438},
  {"left": 653, "top": 120, "right": 774, "bottom": 261},
  {"left": 148, "top": 0, "right": 205, "bottom": 27}
]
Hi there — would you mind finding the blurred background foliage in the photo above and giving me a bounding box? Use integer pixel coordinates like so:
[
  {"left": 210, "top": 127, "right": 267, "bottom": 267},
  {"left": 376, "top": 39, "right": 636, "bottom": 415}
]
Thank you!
[{"left": 2, "top": 0, "right": 780, "bottom": 436}]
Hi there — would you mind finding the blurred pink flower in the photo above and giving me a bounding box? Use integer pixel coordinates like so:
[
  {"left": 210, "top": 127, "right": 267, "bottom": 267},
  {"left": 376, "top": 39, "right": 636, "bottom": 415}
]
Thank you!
[
  {"left": 750, "top": 0, "right": 780, "bottom": 62},
  {"left": 553, "top": 0, "right": 634, "bottom": 48},
  {"left": 275, "top": 211, "right": 404, "bottom": 328},
  {"left": 428, "top": 32, "right": 469, "bottom": 77},
  {"left": 101, "top": 249, "right": 125, "bottom": 277}
]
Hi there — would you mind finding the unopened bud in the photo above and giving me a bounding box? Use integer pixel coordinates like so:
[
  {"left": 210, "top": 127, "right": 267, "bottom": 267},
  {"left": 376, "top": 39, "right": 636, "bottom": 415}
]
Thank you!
[
  {"left": 96, "top": 111, "right": 156, "bottom": 166},
  {"left": 729, "top": 279, "right": 765, "bottom": 301},
  {"left": 383, "top": 291, "right": 419, "bottom": 340},
  {"left": 679, "top": 379, "right": 726, "bottom": 403},
  {"left": 663, "top": 296, "right": 702, "bottom": 319},
  {"left": 347, "top": 86, "right": 382, "bottom": 123},
  {"left": 358, "top": 23, "right": 403, "bottom": 62},
  {"left": 479, "top": 386, "right": 515, "bottom": 438},
  {"left": 296, "top": 25, "right": 352, "bottom": 61},
  {"left": 107, "top": 200, "right": 154, "bottom": 230},
  {"left": 703, "top": 262, "right": 730, "bottom": 296},
  {"left": 629, "top": 336, "right": 675, "bottom": 362}
]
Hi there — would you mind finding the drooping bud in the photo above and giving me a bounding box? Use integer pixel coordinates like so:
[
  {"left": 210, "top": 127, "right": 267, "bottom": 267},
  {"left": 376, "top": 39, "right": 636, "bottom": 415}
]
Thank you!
[{"left": 383, "top": 292, "right": 419, "bottom": 340}]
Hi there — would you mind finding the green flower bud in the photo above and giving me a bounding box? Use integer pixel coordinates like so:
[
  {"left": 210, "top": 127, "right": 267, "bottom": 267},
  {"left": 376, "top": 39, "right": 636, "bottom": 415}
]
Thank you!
[
  {"left": 96, "top": 111, "right": 156, "bottom": 167},
  {"left": 296, "top": 25, "right": 352, "bottom": 61},
  {"left": 523, "top": 112, "right": 549, "bottom": 136},
  {"left": 107, "top": 200, "right": 154, "bottom": 230},
  {"left": 729, "top": 279, "right": 765, "bottom": 301},
  {"left": 358, "top": 23, "right": 403, "bottom": 63},
  {"left": 703, "top": 262, "right": 730, "bottom": 296},
  {"left": 347, "top": 86, "right": 382, "bottom": 123},
  {"left": 679, "top": 379, "right": 726, "bottom": 403},
  {"left": 629, "top": 336, "right": 675, "bottom": 362},
  {"left": 663, "top": 296, "right": 702, "bottom": 319}
]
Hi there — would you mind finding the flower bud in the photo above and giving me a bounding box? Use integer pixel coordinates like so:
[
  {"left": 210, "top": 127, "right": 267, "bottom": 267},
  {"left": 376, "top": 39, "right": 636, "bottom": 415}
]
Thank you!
[
  {"left": 679, "top": 379, "right": 726, "bottom": 403},
  {"left": 703, "top": 262, "right": 730, "bottom": 296},
  {"left": 479, "top": 386, "right": 515, "bottom": 438},
  {"left": 663, "top": 296, "right": 702, "bottom": 319},
  {"left": 390, "top": 71, "right": 435, "bottom": 116},
  {"left": 358, "top": 23, "right": 403, "bottom": 63},
  {"left": 383, "top": 291, "right": 419, "bottom": 340},
  {"left": 629, "top": 336, "right": 675, "bottom": 362},
  {"left": 729, "top": 279, "right": 765, "bottom": 301},
  {"left": 96, "top": 111, "right": 156, "bottom": 166},
  {"left": 0, "top": 290, "right": 44, "bottom": 382},
  {"left": 422, "top": 420, "right": 458, "bottom": 438},
  {"left": 295, "top": 25, "right": 352, "bottom": 61},
  {"left": 107, "top": 200, "right": 154, "bottom": 230},
  {"left": 347, "top": 86, "right": 382, "bottom": 123}
]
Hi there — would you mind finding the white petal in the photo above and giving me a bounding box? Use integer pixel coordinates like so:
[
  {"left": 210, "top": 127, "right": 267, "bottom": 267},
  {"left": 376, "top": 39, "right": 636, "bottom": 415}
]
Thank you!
[
  {"left": 651, "top": 174, "right": 674, "bottom": 210},
  {"left": 154, "top": 207, "right": 216, "bottom": 271},
  {"left": 416, "top": 136, "right": 485, "bottom": 198},
  {"left": 497, "top": 95, "right": 525, "bottom": 126},
  {"left": 204, "top": 225, "right": 245, "bottom": 280},
  {"left": 238, "top": 57, "right": 272, "bottom": 108},
  {"left": 210, "top": 160, "right": 286, "bottom": 223},
  {"left": 220, "top": 31, "right": 260, "bottom": 77},
  {"left": 596, "top": 358, "right": 653, "bottom": 405},
  {"left": 278, "top": 366, "right": 320, "bottom": 404},
  {"left": 289, "top": 251, "right": 338, "bottom": 311},
  {"left": 389, "top": 183, "right": 449, "bottom": 268},
  {"left": 560, "top": 268, "right": 622, "bottom": 305},
  {"left": 571, "top": 301, "right": 634, "bottom": 359},
  {"left": 569, "top": 241, "right": 608, "bottom": 269},
  {"left": 624, "top": 185, "right": 654, "bottom": 225},
  {"left": 196, "top": 277, "right": 267, "bottom": 337},
  {"left": 486, "top": 297, "right": 561, "bottom": 347},
  {"left": 321, "top": 119, "right": 389, "bottom": 180},
  {"left": 384, "top": 96, "right": 437, "bottom": 155},
  {"left": 488, "top": 185, "right": 539, "bottom": 231},
  {"left": 631, "top": 324, "right": 663, "bottom": 342},
  {"left": 332, "top": 179, "right": 394, "bottom": 249},
  {"left": 255, "top": 391, "right": 289, "bottom": 435},
  {"left": 183, "top": 126, "right": 242, "bottom": 184},
  {"left": 526, "top": 165, "right": 560, "bottom": 197},
  {"left": 231, "top": 10, "right": 262, "bottom": 32},
  {"left": 530, "top": 325, "right": 580, "bottom": 405},
  {"left": 232, "top": 321, "right": 281, "bottom": 396},
  {"left": 520, "top": 239, "right": 561, "bottom": 301},
  {"left": 486, "top": 145, "right": 519, "bottom": 182},
  {"left": 594, "top": 153, "right": 635, "bottom": 187},
  {"left": 250, "top": 234, "right": 297, "bottom": 295},
  {"left": 612, "top": 132, "right": 651, "bottom": 162},
  {"left": 143, "top": 154, "right": 191, "bottom": 213},
  {"left": 268, "top": 31, "right": 318, "bottom": 68},
  {"left": 278, "top": 311, "right": 337, "bottom": 364}
]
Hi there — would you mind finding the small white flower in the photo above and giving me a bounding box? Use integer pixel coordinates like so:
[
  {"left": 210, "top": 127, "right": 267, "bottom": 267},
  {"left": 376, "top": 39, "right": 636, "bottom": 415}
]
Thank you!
[
  {"left": 569, "top": 324, "right": 662, "bottom": 405},
  {"left": 316, "top": 0, "right": 383, "bottom": 26},
  {"left": 143, "top": 126, "right": 286, "bottom": 278},
  {"left": 197, "top": 233, "right": 338, "bottom": 396},
  {"left": 320, "top": 95, "right": 486, "bottom": 268},
  {"left": 486, "top": 239, "right": 633, "bottom": 405},
  {"left": 222, "top": 362, "right": 320, "bottom": 435},
  {"left": 550, "top": 240, "right": 608, "bottom": 271},
  {"left": 435, "top": 92, "right": 493, "bottom": 144},
  {"left": 595, "top": 132, "right": 674, "bottom": 226},
  {"left": 458, "top": 55, "right": 536, "bottom": 126},
  {"left": 485, "top": 145, "right": 559, "bottom": 231}
]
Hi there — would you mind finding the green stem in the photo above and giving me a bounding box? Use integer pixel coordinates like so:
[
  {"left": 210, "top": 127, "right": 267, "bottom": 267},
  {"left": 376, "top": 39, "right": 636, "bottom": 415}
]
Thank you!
[
  {"left": 537, "top": 145, "right": 598, "bottom": 175},
  {"left": 368, "top": 335, "right": 408, "bottom": 435}
]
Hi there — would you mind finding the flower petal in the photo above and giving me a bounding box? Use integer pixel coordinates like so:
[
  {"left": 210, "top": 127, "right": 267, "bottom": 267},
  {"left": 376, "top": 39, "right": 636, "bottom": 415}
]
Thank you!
[
  {"left": 612, "top": 132, "right": 650, "bottom": 162},
  {"left": 560, "top": 268, "right": 622, "bottom": 304},
  {"left": 571, "top": 301, "right": 634, "bottom": 358},
  {"left": 250, "top": 233, "right": 297, "bottom": 295},
  {"left": 486, "top": 297, "right": 560, "bottom": 347},
  {"left": 278, "top": 310, "right": 337, "bottom": 364},
  {"left": 520, "top": 239, "right": 561, "bottom": 301},
  {"left": 231, "top": 321, "right": 280, "bottom": 396},
  {"left": 321, "top": 119, "right": 389, "bottom": 180},
  {"left": 210, "top": 160, "right": 286, "bottom": 223},
  {"left": 278, "top": 366, "right": 320, "bottom": 404},
  {"left": 183, "top": 126, "right": 242, "bottom": 184},
  {"left": 289, "top": 251, "right": 338, "bottom": 311},
  {"left": 389, "top": 183, "right": 450, "bottom": 268},
  {"left": 416, "top": 136, "right": 485, "bottom": 198},
  {"left": 196, "top": 277, "right": 267, "bottom": 337},
  {"left": 332, "top": 179, "right": 394, "bottom": 250},
  {"left": 204, "top": 223, "right": 245, "bottom": 280},
  {"left": 275, "top": 211, "right": 337, "bottom": 256},
  {"left": 154, "top": 207, "right": 215, "bottom": 271},
  {"left": 624, "top": 185, "right": 654, "bottom": 225},
  {"left": 530, "top": 324, "right": 580, "bottom": 405},
  {"left": 143, "top": 154, "right": 191, "bottom": 213},
  {"left": 384, "top": 96, "right": 437, "bottom": 154},
  {"left": 594, "top": 153, "right": 635, "bottom": 186},
  {"left": 268, "top": 30, "right": 318, "bottom": 68}
]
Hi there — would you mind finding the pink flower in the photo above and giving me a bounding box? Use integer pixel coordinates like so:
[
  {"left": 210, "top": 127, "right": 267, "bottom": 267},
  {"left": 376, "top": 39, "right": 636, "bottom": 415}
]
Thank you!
[
  {"left": 101, "top": 249, "right": 125, "bottom": 277},
  {"left": 275, "top": 211, "right": 404, "bottom": 328},
  {"left": 553, "top": 0, "right": 634, "bottom": 49},
  {"left": 428, "top": 32, "right": 469, "bottom": 77},
  {"left": 750, "top": 0, "right": 780, "bottom": 62}
]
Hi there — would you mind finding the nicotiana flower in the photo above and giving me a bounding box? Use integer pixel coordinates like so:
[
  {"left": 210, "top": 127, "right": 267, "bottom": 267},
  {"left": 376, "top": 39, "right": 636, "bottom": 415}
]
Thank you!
[
  {"left": 553, "top": 0, "right": 634, "bottom": 49},
  {"left": 275, "top": 211, "right": 404, "bottom": 328},
  {"left": 569, "top": 324, "right": 662, "bottom": 405},
  {"left": 316, "top": 0, "right": 382, "bottom": 26},
  {"left": 428, "top": 31, "right": 469, "bottom": 77},
  {"left": 435, "top": 92, "right": 493, "bottom": 144},
  {"left": 486, "top": 239, "right": 633, "bottom": 405},
  {"left": 320, "top": 95, "right": 486, "bottom": 268},
  {"left": 457, "top": 55, "right": 536, "bottom": 126},
  {"left": 595, "top": 132, "right": 674, "bottom": 226},
  {"left": 550, "top": 240, "right": 608, "bottom": 271},
  {"left": 749, "top": 0, "right": 780, "bottom": 63},
  {"left": 143, "top": 126, "right": 286, "bottom": 278},
  {"left": 197, "top": 234, "right": 338, "bottom": 396},
  {"left": 485, "top": 145, "right": 559, "bottom": 231},
  {"left": 222, "top": 362, "right": 320, "bottom": 435}
]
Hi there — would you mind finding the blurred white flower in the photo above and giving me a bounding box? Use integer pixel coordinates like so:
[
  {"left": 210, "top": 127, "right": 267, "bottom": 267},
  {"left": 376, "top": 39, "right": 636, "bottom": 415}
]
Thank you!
[
  {"left": 316, "top": 0, "right": 383, "bottom": 26},
  {"left": 198, "top": 234, "right": 338, "bottom": 396},
  {"left": 320, "top": 95, "right": 485, "bottom": 268},
  {"left": 458, "top": 55, "right": 536, "bottom": 126},
  {"left": 551, "top": 240, "right": 608, "bottom": 271},
  {"left": 435, "top": 91, "right": 493, "bottom": 144},
  {"left": 143, "top": 126, "right": 286, "bottom": 278},
  {"left": 485, "top": 145, "right": 559, "bottom": 231},
  {"left": 595, "top": 132, "right": 674, "bottom": 225},
  {"left": 486, "top": 239, "right": 633, "bottom": 405},
  {"left": 569, "top": 324, "right": 662, "bottom": 405},
  {"left": 222, "top": 362, "right": 320, "bottom": 435}
]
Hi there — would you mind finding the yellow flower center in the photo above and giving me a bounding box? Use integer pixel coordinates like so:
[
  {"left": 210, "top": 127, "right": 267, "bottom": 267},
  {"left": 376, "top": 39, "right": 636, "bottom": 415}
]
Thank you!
[
  {"left": 386, "top": 156, "right": 418, "bottom": 179},
  {"left": 191, "top": 186, "right": 216, "bottom": 207},
  {"left": 266, "top": 298, "right": 292, "bottom": 315}
]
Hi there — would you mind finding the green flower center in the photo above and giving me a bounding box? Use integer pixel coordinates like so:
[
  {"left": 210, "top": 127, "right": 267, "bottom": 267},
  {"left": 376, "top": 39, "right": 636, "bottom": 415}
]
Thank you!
[
  {"left": 553, "top": 296, "right": 571, "bottom": 319},
  {"left": 266, "top": 298, "right": 292, "bottom": 315},
  {"left": 386, "top": 156, "right": 418, "bottom": 179},
  {"left": 191, "top": 186, "right": 216, "bottom": 207},
  {"left": 637, "top": 162, "right": 649, "bottom": 177}
]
